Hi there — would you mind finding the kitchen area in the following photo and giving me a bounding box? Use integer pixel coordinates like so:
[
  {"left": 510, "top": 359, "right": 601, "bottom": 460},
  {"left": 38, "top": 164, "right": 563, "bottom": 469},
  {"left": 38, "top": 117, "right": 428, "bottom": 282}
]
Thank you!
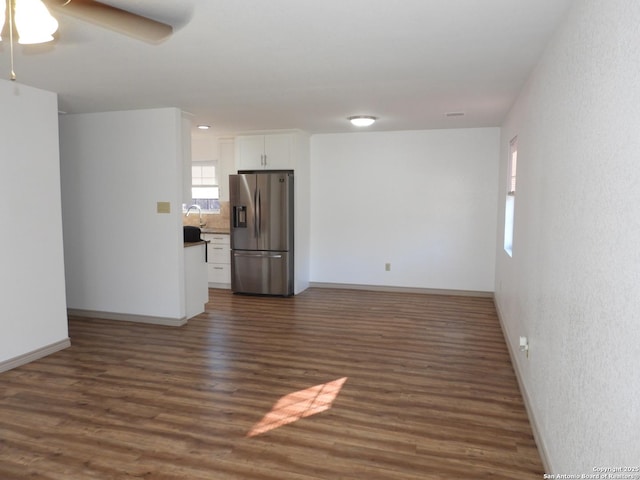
[
  {"left": 184, "top": 129, "right": 310, "bottom": 301},
  {"left": 53, "top": 108, "right": 309, "bottom": 331},
  {"left": 177, "top": 129, "right": 231, "bottom": 323},
  {"left": 183, "top": 134, "right": 234, "bottom": 291}
]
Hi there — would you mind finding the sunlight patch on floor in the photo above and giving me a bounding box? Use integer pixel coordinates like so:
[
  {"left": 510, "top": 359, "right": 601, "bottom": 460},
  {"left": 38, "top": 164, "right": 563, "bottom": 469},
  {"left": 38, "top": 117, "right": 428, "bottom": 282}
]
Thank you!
[{"left": 247, "top": 377, "right": 348, "bottom": 437}]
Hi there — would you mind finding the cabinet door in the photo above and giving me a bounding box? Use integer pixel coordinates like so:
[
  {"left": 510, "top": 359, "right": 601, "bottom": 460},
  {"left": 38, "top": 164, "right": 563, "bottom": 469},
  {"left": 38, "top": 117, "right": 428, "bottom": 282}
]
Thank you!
[
  {"left": 204, "top": 234, "right": 231, "bottom": 287},
  {"left": 205, "top": 234, "right": 230, "bottom": 245},
  {"left": 264, "top": 134, "right": 293, "bottom": 169},
  {"left": 184, "top": 245, "right": 208, "bottom": 318},
  {"left": 237, "top": 135, "right": 266, "bottom": 170},
  {"left": 208, "top": 263, "right": 231, "bottom": 283}
]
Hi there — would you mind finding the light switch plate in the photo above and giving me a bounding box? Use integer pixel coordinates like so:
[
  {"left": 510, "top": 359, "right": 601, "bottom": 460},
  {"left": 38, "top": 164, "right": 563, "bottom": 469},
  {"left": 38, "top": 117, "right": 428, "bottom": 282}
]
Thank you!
[{"left": 157, "top": 201, "right": 171, "bottom": 214}]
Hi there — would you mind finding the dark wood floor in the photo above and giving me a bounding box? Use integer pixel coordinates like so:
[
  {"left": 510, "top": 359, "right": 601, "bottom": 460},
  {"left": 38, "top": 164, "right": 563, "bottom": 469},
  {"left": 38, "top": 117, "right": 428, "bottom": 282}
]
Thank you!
[{"left": 0, "top": 288, "right": 543, "bottom": 479}]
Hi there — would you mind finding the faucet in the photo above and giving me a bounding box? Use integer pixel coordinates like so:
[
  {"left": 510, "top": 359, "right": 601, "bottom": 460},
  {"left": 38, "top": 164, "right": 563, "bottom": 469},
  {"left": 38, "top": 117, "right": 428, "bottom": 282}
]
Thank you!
[{"left": 185, "top": 204, "right": 206, "bottom": 228}]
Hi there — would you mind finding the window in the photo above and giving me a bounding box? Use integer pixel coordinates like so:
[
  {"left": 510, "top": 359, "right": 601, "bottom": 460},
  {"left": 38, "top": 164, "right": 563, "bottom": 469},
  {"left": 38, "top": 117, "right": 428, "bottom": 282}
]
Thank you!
[
  {"left": 190, "top": 161, "right": 220, "bottom": 213},
  {"left": 503, "top": 136, "right": 517, "bottom": 256},
  {"left": 507, "top": 137, "right": 518, "bottom": 195}
]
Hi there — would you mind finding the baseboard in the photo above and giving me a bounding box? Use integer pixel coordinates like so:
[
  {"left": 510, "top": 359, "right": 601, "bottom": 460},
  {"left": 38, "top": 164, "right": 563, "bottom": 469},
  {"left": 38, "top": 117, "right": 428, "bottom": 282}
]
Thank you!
[
  {"left": 493, "top": 296, "right": 553, "bottom": 473},
  {"left": 309, "top": 282, "right": 493, "bottom": 298},
  {"left": 208, "top": 282, "right": 231, "bottom": 289},
  {"left": 67, "top": 309, "right": 187, "bottom": 327},
  {"left": 0, "top": 338, "right": 71, "bottom": 373}
]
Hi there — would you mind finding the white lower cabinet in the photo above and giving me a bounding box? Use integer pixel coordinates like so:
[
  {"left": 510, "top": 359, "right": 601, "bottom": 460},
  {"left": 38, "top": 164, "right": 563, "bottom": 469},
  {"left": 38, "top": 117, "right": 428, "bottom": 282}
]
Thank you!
[
  {"left": 184, "top": 243, "right": 208, "bottom": 320},
  {"left": 203, "top": 233, "right": 231, "bottom": 288}
]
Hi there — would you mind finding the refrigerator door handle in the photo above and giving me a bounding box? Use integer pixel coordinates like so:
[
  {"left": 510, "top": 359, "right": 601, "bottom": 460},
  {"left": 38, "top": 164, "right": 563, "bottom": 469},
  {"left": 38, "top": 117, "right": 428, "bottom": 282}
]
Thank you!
[
  {"left": 253, "top": 188, "right": 258, "bottom": 238},
  {"left": 257, "top": 189, "right": 261, "bottom": 238}
]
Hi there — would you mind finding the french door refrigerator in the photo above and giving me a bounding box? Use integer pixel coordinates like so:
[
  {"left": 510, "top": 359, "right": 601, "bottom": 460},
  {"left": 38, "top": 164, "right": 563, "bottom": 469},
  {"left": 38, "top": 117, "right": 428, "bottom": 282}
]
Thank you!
[{"left": 229, "top": 171, "right": 294, "bottom": 296}]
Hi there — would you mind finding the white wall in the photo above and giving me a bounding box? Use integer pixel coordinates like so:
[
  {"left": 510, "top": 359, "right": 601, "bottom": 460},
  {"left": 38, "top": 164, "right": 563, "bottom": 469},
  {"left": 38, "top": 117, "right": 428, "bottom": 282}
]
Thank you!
[
  {"left": 294, "top": 133, "right": 311, "bottom": 294},
  {"left": 495, "top": 0, "right": 640, "bottom": 472},
  {"left": 0, "top": 80, "right": 69, "bottom": 366},
  {"left": 310, "top": 128, "right": 499, "bottom": 292},
  {"left": 59, "top": 108, "right": 186, "bottom": 320}
]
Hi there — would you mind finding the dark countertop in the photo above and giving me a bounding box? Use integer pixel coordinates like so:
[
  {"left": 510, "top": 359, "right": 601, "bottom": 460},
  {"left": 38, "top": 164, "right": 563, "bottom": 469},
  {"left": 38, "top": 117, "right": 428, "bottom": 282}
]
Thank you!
[{"left": 201, "top": 229, "right": 230, "bottom": 235}]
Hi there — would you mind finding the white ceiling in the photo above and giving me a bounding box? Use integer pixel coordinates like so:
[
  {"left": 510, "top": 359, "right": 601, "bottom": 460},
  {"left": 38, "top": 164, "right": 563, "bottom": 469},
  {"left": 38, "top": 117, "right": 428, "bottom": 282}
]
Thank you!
[{"left": 0, "top": 0, "right": 573, "bottom": 135}]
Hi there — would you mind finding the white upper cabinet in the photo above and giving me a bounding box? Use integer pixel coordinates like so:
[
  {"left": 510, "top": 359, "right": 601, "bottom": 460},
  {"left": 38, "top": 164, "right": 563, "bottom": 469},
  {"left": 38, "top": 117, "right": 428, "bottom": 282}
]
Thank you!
[
  {"left": 236, "top": 135, "right": 264, "bottom": 169},
  {"left": 236, "top": 133, "right": 294, "bottom": 170},
  {"left": 264, "top": 134, "right": 293, "bottom": 169}
]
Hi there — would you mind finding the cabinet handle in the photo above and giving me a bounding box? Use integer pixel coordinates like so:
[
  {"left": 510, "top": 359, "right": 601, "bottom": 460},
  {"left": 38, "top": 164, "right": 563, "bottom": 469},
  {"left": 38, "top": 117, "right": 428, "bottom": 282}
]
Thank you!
[{"left": 214, "top": 267, "right": 224, "bottom": 270}]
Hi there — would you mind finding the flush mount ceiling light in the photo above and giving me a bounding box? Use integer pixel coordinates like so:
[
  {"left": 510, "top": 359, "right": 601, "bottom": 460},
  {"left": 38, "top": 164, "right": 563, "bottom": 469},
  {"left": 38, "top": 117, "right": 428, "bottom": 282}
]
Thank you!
[
  {"left": 348, "top": 116, "right": 377, "bottom": 127},
  {"left": 197, "top": 124, "right": 211, "bottom": 130}
]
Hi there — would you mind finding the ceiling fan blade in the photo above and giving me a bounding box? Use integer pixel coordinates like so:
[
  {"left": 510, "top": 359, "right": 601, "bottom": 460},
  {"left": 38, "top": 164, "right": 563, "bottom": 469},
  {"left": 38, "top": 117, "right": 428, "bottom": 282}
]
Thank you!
[{"left": 44, "top": 0, "right": 173, "bottom": 44}]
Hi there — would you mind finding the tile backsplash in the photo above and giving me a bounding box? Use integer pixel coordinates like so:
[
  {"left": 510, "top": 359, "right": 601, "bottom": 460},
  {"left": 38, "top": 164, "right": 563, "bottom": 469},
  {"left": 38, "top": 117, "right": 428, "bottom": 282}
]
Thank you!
[{"left": 183, "top": 202, "right": 230, "bottom": 231}]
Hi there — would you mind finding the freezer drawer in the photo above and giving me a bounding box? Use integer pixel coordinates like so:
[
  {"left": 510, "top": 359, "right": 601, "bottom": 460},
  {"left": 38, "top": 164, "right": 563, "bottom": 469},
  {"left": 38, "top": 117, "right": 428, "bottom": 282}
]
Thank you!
[{"left": 231, "top": 250, "right": 293, "bottom": 296}]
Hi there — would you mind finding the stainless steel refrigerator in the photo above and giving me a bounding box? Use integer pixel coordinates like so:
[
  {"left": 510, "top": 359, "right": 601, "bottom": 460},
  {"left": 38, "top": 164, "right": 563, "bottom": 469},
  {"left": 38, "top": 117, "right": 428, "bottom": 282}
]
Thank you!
[{"left": 229, "top": 171, "right": 294, "bottom": 296}]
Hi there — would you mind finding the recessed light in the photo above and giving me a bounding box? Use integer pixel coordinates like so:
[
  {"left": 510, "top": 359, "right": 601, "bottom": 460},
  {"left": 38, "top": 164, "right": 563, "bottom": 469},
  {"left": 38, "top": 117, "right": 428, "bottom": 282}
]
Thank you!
[
  {"left": 348, "top": 116, "right": 377, "bottom": 127},
  {"left": 197, "top": 124, "right": 210, "bottom": 130}
]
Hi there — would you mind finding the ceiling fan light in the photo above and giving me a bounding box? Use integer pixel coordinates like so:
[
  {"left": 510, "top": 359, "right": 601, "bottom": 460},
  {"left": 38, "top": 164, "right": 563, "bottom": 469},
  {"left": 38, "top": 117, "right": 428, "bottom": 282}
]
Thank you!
[
  {"left": 348, "top": 116, "right": 377, "bottom": 127},
  {"left": 15, "top": 0, "right": 59, "bottom": 45},
  {"left": 0, "top": 2, "right": 5, "bottom": 41}
]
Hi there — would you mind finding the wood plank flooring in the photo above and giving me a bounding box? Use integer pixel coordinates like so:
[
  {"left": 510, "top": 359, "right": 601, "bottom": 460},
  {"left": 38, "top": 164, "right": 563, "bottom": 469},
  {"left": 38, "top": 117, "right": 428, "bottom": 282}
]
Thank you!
[{"left": 0, "top": 288, "right": 543, "bottom": 479}]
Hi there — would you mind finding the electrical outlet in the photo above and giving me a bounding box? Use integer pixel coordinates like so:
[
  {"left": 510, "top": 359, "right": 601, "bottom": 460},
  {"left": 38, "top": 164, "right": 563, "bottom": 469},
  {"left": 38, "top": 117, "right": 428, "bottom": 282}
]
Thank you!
[
  {"left": 519, "top": 336, "right": 529, "bottom": 358},
  {"left": 385, "top": 263, "right": 391, "bottom": 271}
]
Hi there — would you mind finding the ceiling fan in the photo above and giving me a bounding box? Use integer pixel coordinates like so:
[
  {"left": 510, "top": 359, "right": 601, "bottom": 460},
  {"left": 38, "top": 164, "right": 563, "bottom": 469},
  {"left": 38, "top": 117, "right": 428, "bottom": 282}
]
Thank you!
[
  {"left": 1, "top": 0, "right": 173, "bottom": 45},
  {"left": 44, "top": 0, "right": 173, "bottom": 44}
]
